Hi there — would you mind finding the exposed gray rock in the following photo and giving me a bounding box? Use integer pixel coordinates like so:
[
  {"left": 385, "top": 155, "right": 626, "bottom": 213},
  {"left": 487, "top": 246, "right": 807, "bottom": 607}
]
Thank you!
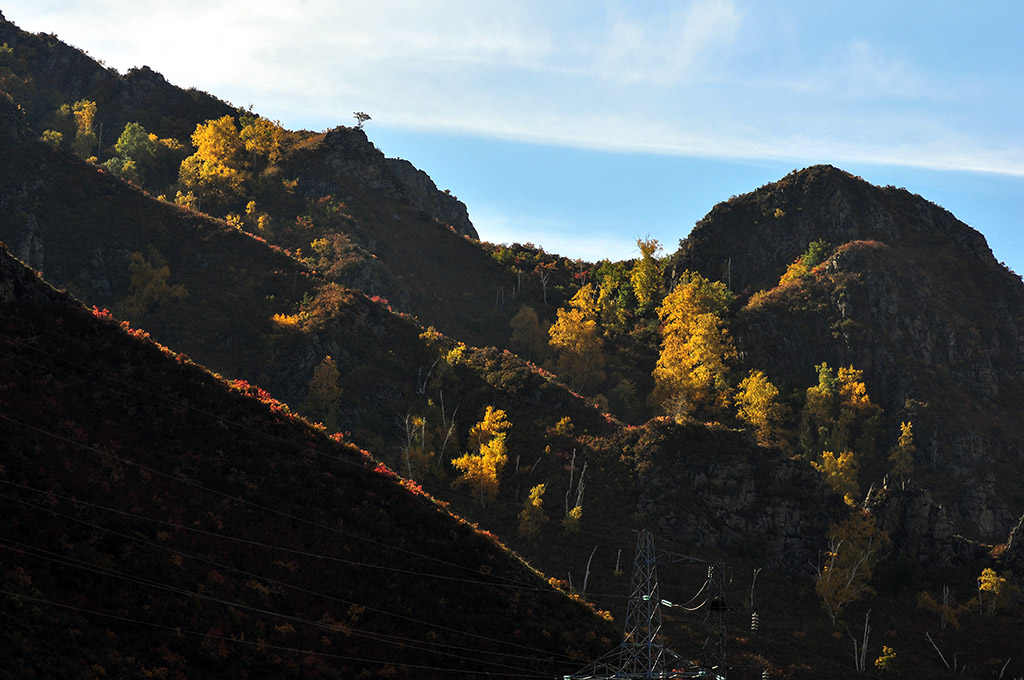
[
  {"left": 864, "top": 480, "right": 982, "bottom": 566},
  {"left": 302, "top": 127, "right": 477, "bottom": 239}
]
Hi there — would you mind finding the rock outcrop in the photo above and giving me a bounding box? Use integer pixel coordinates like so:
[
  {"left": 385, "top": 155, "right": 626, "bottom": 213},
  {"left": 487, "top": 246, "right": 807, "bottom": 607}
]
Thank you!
[
  {"left": 628, "top": 418, "right": 845, "bottom": 575},
  {"left": 674, "top": 165, "right": 1024, "bottom": 540},
  {"left": 297, "top": 126, "right": 477, "bottom": 238},
  {"left": 864, "top": 480, "right": 982, "bottom": 566}
]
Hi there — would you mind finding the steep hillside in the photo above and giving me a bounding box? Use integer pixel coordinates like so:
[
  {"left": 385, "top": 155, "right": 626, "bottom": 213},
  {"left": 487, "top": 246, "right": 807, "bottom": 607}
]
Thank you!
[
  {"left": 0, "top": 244, "right": 617, "bottom": 678},
  {"left": 671, "top": 166, "right": 1024, "bottom": 538}
]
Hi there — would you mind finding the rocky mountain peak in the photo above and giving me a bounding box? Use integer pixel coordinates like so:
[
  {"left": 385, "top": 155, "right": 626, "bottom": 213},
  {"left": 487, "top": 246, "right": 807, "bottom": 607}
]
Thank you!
[
  {"left": 308, "top": 126, "right": 478, "bottom": 238},
  {"left": 672, "top": 164, "right": 995, "bottom": 294}
]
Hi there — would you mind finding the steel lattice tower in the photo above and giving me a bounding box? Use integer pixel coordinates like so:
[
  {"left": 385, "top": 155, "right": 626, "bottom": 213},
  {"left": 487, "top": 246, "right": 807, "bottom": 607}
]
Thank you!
[{"left": 565, "top": 530, "right": 726, "bottom": 680}]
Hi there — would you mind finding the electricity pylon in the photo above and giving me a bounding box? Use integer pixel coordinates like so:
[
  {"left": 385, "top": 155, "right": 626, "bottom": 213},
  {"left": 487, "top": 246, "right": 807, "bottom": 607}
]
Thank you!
[{"left": 564, "top": 530, "right": 727, "bottom": 679}]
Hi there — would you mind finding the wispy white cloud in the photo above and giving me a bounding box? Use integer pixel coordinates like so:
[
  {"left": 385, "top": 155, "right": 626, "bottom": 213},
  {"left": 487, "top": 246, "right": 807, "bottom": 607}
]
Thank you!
[{"left": 5, "top": 0, "right": 1024, "bottom": 175}]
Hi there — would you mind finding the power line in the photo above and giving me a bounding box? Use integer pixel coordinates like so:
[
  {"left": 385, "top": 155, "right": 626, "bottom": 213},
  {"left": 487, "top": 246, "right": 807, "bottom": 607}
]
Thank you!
[
  {"left": 0, "top": 538, "right": 566, "bottom": 674},
  {"left": 0, "top": 589, "right": 558, "bottom": 679},
  {"left": 0, "top": 481, "right": 583, "bottom": 662}
]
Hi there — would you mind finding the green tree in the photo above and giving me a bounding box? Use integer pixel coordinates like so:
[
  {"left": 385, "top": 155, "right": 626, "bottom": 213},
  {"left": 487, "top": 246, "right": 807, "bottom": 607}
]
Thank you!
[
  {"left": 509, "top": 305, "right": 548, "bottom": 359},
  {"left": 102, "top": 156, "right": 140, "bottom": 184},
  {"left": 120, "top": 250, "right": 188, "bottom": 318},
  {"left": 630, "top": 238, "right": 662, "bottom": 313},
  {"left": 115, "top": 122, "right": 157, "bottom": 170},
  {"left": 302, "top": 355, "right": 342, "bottom": 429}
]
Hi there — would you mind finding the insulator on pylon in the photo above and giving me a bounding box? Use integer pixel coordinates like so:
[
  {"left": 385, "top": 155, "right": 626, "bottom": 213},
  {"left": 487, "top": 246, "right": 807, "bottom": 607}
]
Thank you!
[
  {"left": 751, "top": 611, "right": 760, "bottom": 632},
  {"left": 762, "top": 669, "right": 769, "bottom": 679}
]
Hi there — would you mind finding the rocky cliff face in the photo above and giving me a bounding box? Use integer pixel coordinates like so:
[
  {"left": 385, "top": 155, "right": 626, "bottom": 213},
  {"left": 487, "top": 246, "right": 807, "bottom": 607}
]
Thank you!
[
  {"left": 864, "top": 481, "right": 983, "bottom": 566},
  {"left": 674, "top": 165, "right": 1024, "bottom": 540},
  {"left": 628, "top": 419, "right": 846, "bottom": 575},
  {"left": 295, "top": 126, "right": 477, "bottom": 238},
  {"left": 0, "top": 90, "right": 27, "bottom": 150}
]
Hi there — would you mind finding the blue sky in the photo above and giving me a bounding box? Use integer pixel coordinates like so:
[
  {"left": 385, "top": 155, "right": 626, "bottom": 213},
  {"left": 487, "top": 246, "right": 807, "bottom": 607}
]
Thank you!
[{"left": 5, "top": 1, "right": 1023, "bottom": 272}]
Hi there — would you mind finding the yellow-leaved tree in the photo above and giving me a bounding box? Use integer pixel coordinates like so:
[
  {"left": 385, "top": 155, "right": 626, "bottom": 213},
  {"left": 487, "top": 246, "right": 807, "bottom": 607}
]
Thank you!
[
  {"left": 652, "top": 271, "right": 735, "bottom": 418},
  {"left": 518, "top": 483, "right": 547, "bottom": 538},
  {"left": 735, "top": 369, "right": 787, "bottom": 447},
  {"left": 813, "top": 512, "right": 889, "bottom": 624},
  {"left": 800, "top": 364, "right": 880, "bottom": 454},
  {"left": 239, "top": 112, "right": 283, "bottom": 173},
  {"left": 70, "top": 99, "right": 97, "bottom": 159},
  {"left": 888, "top": 421, "right": 914, "bottom": 487},
  {"left": 548, "top": 284, "right": 605, "bottom": 392},
  {"left": 630, "top": 238, "right": 662, "bottom": 313},
  {"left": 452, "top": 407, "right": 511, "bottom": 505},
  {"left": 812, "top": 450, "right": 859, "bottom": 505},
  {"left": 178, "top": 115, "right": 246, "bottom": 212}
]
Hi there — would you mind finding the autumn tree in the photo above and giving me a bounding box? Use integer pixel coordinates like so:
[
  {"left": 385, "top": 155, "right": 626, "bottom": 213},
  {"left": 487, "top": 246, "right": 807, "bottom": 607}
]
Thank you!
[
  {"left": 518, "top": 483, "right": 547, "bottom": 538},
  {"left": 799, "top": 363, "right": 881, "bottom": 461},
  {"left": 70, "top": 99, "right": 98, "bottom": 159},
  {"left": 399, "top": 414, "right": 435, "bottom": 479},
  {"left": 812, "top": 450, "right": 859, "bottom": 505},
  {"left": 120, "top": 250, "right": 188, "bottom": 318},
  {"left": 548, "top": 283, "right": 605, "bottom": 392},
  {"left": 779, "top": 239, "right": 832, "bottom": 286},
  {"left": 888, "top": 421, "right": 914, "bottom": 487},
  {"left": 735, "top": 369, "right": 787, "bottom": 447},
  {"left": 630, "top": 238, "right": 662, "bottom": 313},
  {"left": 813, "top": 512, "right": 889, "bottom": 624},
  {"left": 452, "top": 407, "right": 511, "bottom": 505},
  {"left": 652, "top": 271, "right": 736, "bottom": 418},
  {"left": 239, "top": 110, "right": 283, "bottom": 173},
  {"left": 977, "top": 568, "right": 1020, "bottom": 615},
  {"left": 302, "top": 355, "right": 341, "bottom": 430},
  {"left": 594, "top": 259, "right": 631, "bottom": 334},
  {"left": 178, "top": 115, "right": 246, "bottom": 212},
  {"left": 509, "top": 305, "right": 548, "bottom": 359}
]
